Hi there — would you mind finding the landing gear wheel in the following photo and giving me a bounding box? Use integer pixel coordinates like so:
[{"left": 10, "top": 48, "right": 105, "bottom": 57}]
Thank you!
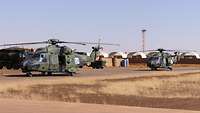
[
  {"left": 96, "top": 67, "right": 100, "bottom": 69},
  {"left": 26, "top": 72, "right": 32, "bottom": 77},
  {"left": 69, "top": 72, "right": 73, "bottom": 76},
  {"left": 47, "top": 72, "right": 52, "bottom": 76},
  {"left": 41, "top": 72, "right": 46, "bottom": 75},
  {"left": 65, "top": 71, "right": 73, "bottom": 76},
  {"left": 151, "top": 68, "right": 157, "bottom": 71},
  {"left": 168, "top": 67, "right": 173, "bottom": 71}
]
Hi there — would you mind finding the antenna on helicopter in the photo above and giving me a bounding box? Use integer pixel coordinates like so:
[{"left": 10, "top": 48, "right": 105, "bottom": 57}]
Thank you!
[{"left": 98, "top": 38, "right": 101, "bottom": 49}]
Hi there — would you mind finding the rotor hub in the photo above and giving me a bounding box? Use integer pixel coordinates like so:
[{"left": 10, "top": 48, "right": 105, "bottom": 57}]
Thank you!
[{"left": 48, "top": 39, "right": 60, "bottom": 45}]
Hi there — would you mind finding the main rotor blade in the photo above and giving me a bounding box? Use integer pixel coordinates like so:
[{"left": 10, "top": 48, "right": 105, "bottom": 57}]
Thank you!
[
  {"left": 58, "top": 41, "right": 120, "bottom": 46},
  {"left": 0, "top": 41, "right": 48, "bottom": 46},
  {"left": 79, "top": 42, "right": 120, "bottom": 46},
  {"left": 58, "top": 41, "right": 86, "bottom": 45}
]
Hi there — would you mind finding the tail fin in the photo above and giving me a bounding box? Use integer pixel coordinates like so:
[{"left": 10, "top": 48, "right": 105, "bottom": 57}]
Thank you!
[{"left": 90, "top": 47, "right": 101, "bottom": 62}]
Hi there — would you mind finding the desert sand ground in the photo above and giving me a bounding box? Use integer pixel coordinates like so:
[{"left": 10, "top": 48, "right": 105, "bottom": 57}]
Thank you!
[
  {"left": 0, "top": 65, "right": 200, "bottom": 113},
  {"left": 0, "top": 99, "right": 199, "bottom": 113}
]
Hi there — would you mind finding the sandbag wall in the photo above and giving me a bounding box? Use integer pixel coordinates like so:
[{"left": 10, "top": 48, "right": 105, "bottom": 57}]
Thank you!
[
  {"left": 112, "top": 58, "right": 123, "bottom": 67},
  {"left": 177, "top": 58, "right": 200, "bottom": 64},
  {"left": 101, "top": 57, "right": 113, "bottom": 67},
  {"left": 128, "top": 57, "right": 147, "bottom": 65},
  {"left": 101, "top": 57, "right": 124, "bottom": 67}
]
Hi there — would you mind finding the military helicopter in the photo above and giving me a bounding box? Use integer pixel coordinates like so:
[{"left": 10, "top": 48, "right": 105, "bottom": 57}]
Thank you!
[
  {"left": 0, "top": 39, "right": 119, "bottom": 76},
  {"left": 146, "top": 48, "right": 179, "bottom": 71},
  {"left": 74, "top": 39, "right": 119, "bottom": 69}
]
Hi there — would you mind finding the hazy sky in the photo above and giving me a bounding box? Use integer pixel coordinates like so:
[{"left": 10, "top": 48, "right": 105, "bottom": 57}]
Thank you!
[{"left": 0, "top": 0, "right": 200, "bottom": 52}]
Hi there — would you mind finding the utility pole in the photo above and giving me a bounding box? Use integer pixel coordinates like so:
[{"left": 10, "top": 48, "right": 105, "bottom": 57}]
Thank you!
[{"left": 141, "top": 29, "right": 146, "bottom": 52}]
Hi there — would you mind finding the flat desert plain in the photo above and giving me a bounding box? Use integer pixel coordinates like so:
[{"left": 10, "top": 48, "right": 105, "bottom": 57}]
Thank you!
[{"left": 0, "top": 66, "right": 200, "bottom": 113}]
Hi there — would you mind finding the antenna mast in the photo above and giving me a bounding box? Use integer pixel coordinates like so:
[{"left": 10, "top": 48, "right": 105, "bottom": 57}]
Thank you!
[{"left": 141, "top": 29, "right": 147, "bottom": 52}]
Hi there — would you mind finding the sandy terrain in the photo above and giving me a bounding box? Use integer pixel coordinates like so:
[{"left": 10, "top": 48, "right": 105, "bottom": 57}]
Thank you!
[
  {"left": 0, "top": 66, "right": 200, "bottom": 112},
  {"left": 0, "top": 99, "right": 199, "bottom": 113}
]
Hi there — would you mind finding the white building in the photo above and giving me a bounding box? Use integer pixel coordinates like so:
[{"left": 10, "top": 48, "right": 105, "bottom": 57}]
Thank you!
[{"left": 181, "top": 52, "right": 200, "bottom": 59}]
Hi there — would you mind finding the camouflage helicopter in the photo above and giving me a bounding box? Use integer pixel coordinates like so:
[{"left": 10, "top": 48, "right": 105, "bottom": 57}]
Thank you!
[
  {"left": 146, "top": 48, "right": 179, "bottom": 71},
  {"left": 0, "top": 39, "right": 118, "bottom": 76},
  {"left": 74, "top": 39, "right": 119, "bottom": 69}
]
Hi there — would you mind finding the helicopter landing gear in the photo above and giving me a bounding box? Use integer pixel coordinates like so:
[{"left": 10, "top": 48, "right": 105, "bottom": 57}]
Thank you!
[
  {"left": 168, "top": 67, "right": 173, "bottom": 71},
  {"left": 41, "top": 72, "right": 46, "bottom": 75},
  {"left": 47, "top": 72, "right": 52, "bottom": 76},
  {"left": 65, "top": 71, "right": 73, "bottom": 76},
  {"left": 67, "top": 72, "right": 73, "bottom": 76},
  {"left": 68, "top": 72, "right": 73, "bottom": 76},
  {"left": 151, "top": 68, "right": 157, "bottom": 71},
  {"left": 91, "top": 61, "right": 104, "bottom": 69},
  {"left": 26, "top": 72, "right": 32, "bottom": 77}
]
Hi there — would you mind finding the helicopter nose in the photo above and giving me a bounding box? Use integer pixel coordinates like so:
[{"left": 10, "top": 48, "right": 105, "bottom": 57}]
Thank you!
[
  {"left": 23, "top": 60, "right": 41, "bottom": 70},
  {"left": 23, "top": 60, "right": 32, "bottom": 67}
]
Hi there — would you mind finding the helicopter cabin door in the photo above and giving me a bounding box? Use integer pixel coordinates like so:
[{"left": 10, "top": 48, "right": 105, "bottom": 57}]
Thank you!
[{"left": 48, "top": 53, "right": 59, "bottom": 71}]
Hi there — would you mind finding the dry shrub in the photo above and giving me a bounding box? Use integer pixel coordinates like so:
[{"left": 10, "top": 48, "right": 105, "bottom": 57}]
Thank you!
[{"left": 101, "top": 73, "right": 200, "bottom": 98}]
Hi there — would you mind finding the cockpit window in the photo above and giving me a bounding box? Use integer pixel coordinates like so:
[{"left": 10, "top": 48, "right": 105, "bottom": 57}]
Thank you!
[
  {"left": 40, "top": 53, "right": 47, "bottom": 62},
  {"left": 151, "top": 57, "right": 159, "bottom": 60},
  {"left": 32, "top": 53, "right": 47, "bottom": 62},
  {"left": 32, "top": 54, "right": 40, "bottom": 59},
  {"left": 40, "top": 54, "right": 45, "bottom": 58}
]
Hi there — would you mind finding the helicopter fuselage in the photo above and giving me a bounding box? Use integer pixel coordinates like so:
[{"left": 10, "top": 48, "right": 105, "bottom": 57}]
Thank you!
[
  {"left": 0, "top": 39, "right": 118, "bottom": 76},
  {"left": 22, "top": 45, "right": 79, "bottom": 75},
  {"left": 147, "top": 52, "right": 174, "bottom": 70},
  {"left": 74, "top": 47, "right": 106, "bottom": 69}
]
